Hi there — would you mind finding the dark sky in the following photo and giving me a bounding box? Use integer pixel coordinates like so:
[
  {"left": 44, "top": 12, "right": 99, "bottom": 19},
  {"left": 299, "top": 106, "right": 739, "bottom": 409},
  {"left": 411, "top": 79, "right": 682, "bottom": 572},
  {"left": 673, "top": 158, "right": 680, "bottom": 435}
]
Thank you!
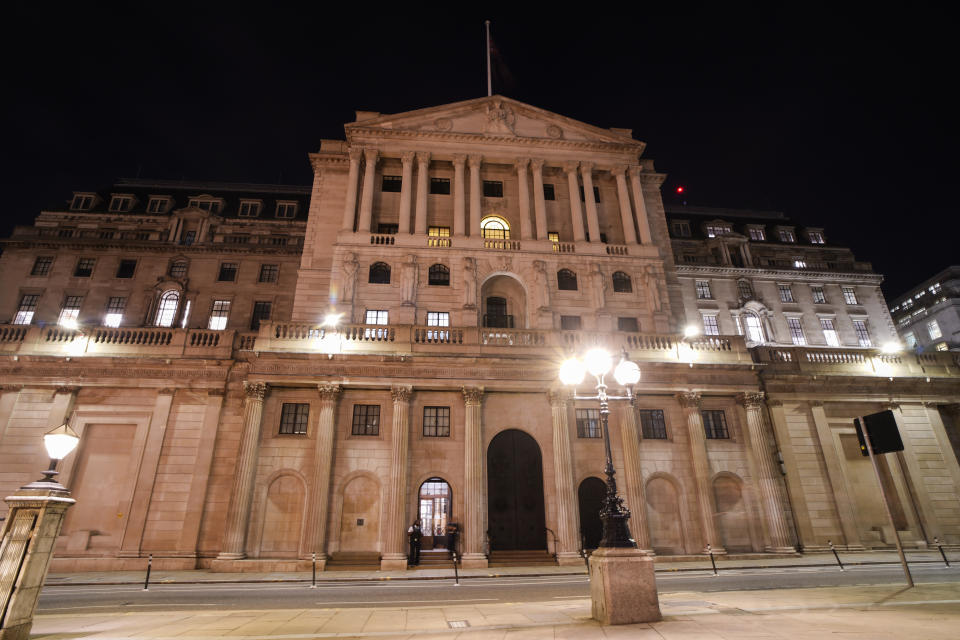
[{"left": 2, "top": 5, "right": 955, "bottom": 299}]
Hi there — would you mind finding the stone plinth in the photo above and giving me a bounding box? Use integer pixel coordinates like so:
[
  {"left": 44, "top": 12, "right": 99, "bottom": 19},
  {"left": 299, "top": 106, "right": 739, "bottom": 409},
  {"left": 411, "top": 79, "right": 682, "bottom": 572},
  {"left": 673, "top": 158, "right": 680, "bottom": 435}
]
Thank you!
[
  {"left": 380, "top": 554, "right": 408, "bottom": 571},
  {"left": 459, "top": 553, "right": 488, "bottom": 569},
  {"left": 589, "top": 547, "right": 661, "bottom": 625}
]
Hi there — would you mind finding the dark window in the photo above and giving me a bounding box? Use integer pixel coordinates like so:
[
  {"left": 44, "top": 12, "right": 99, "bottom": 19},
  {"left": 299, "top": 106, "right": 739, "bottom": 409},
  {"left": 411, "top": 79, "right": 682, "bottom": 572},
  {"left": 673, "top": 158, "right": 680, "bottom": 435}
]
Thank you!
[
  {"left": 377, "top": 223, "right": 398, "bottom": 234},
  {"left": 600, "top": 232, "right": 608, "bottom": 243},
  {"left": 258, "top": 264, "right": 279, "bottom": 283},
  {"left": 116, "top": 259, "right": 137, "bottom": 279},
  {"left": 612, "top": 271, "right": 632, "bottom": 293},
  {"left": 543, "top": 184, "right": 556, "bottom": 200},
  {"left": 428, "top": 264, "right": 449, "bottom": 286},
  {"left": 423, "top": 406, "right": 450, "bottom": 437},
  {"left": 557, "top": 269, "right": 578, "bottom": 290},
  {"left": 250, "top": 301, "right": 272, "bottom": 330},
  {"left": 279, "top": 403, "right": 309, "bottom": 435},
  {"left": 74, "top": 258, "right": 95, "bottom": 277},
  {"left": 737, "top": 279, "right": 753, "bottom": 299},
  {"left": 31, "top": 257, "right": 53, "bottom": 276},
  {"left": 671, "top": 221, "right": 691, "bottom": 237},
  {"left": 169, "top": 261, "right": 188, "bottom": 278},
  {"left": 382, "top": 175, "right": 402, "bottom": 192},
  {"left": 58, "top": 228, "right": 75, "bottom": 238},
  {"left": 430, "top": 177, "right": 451, "bottom": 194},
  {"left": 560, "top": 315, "right": 582, "bottom": 330},
  {"left": 218, "top": 263, "right": 238, "bottom": 282},
  {"left": 352, "top": 405, "right": 380, "bottom": 436},
  {"left": 576, "top": 408, "right": 601, "bottom": 438},
  {"left": 638, "top": 409, "right": 667, "bottom": 439},
  {"left": 181, "top": 230, "right": 196, "bottom": 246},
  {"left": 702, "top": 410, "right": 730, "bottom": 439},
  {"left": 482, "top": 180, "right": 503, "bottom": 197},
  {"left": 579, "top": 186, "right": 601, "bottom": 202},
  {"left": 369, "top": 262, "right": 391, "bottom": 284},
  {"left": 618, "top": 317, "right": 639, "bottom": 332}
]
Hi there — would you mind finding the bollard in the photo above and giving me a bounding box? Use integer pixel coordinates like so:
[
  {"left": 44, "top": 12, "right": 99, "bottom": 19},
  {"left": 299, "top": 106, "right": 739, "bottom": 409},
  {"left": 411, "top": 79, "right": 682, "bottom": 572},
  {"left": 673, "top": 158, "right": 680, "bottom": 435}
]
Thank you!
[
  {"left": 707, "top": 544, "right": 718, "bottom": 577},
  {"left": 581, "top": 549, "right": 590, "bottom": 579},
  {"left": 828, "top": 540, "right": 845, "bottom": 571},
  {"left": 934, "top": 538, "right": 950, "bottom": 568},
  {"left": 453, "top": 552, "right": 460, "bottom": 586},
  {"left": 143, "top": 554, "right": 153, "bottom": 591},
  {"left": 310, "top": 552, "right": 317, "bottom": 588}
]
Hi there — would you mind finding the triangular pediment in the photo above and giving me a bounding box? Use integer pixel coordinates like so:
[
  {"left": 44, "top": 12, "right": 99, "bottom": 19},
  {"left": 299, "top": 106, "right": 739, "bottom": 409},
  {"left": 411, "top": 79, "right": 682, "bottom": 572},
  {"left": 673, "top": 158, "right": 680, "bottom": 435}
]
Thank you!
[{"left": 345, "top": 95, "right": 643, "bottom": 148}]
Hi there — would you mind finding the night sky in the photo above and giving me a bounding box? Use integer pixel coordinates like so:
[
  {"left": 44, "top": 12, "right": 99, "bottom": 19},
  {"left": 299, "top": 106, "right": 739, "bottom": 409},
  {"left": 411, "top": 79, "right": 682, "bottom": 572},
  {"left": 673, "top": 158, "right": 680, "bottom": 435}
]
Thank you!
[{"left": 3, "top": 5, "right": 955, "bottom": 299}]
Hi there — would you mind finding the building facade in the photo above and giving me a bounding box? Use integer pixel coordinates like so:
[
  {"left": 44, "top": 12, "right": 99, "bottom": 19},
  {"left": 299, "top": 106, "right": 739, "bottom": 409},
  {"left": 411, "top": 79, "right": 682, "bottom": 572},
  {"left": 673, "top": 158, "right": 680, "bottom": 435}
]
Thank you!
[
  {"left": 1, "top": 96, "right": 959, "bottom": 573},
  {"left": 890, "top": 266, "right": 960, "bottom": 353}
]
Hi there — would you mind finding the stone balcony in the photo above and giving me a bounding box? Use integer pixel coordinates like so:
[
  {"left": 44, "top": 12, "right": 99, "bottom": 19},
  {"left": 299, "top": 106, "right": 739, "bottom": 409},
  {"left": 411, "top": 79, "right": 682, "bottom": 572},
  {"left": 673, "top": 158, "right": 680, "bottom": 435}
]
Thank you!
[
  {"left": 752, "top": 345, "right": 960, "bottom": 378},
  {"left": 0, "top": 325, "right": 235, "bottom": 359}
]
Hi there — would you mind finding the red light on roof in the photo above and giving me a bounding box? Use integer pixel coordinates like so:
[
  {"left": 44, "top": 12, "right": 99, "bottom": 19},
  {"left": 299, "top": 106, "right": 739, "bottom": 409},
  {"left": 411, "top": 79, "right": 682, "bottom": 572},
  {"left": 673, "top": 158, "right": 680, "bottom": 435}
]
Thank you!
[{"left": 676, "top": 186, "right": 684, "bottom": 194}]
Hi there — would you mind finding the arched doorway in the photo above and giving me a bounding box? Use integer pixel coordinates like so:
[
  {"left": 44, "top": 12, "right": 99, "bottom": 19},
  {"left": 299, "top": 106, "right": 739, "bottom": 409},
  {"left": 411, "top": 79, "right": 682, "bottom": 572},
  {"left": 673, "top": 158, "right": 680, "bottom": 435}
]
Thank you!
[
  {"left": 578, "top": 477, "right": 605, "bottom": 551},
  {"left": 418, "top": 478, "right": 452, "bottom": 550},
  {"left": 481, "top": 275, "right": 526, "bottom": 329},
  {"left": 487, "top": 429, "right": 546, "bottom": 550}
]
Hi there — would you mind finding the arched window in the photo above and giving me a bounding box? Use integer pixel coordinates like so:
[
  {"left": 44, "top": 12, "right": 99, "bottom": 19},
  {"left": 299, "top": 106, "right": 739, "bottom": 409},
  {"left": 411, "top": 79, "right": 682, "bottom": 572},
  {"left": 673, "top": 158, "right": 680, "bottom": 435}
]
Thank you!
[
  {"left": 480, "top": 215, "right": 510, "bottom": 240},
  {"left": 557, "top": 269, "right": 578, "bottom": 291},
  {"left": 155, "top": 290, "right": 179, "bottom": 327},
  {"left": 744, "top": 313, "right": 765, "bottom": 343},
  {"left": 612, "top": 271, "right": 632, "bottom": 293},
  {"left": 369, "top": 262, "right": 391, "bottom": 284},
  {"left": 428, "top": 264, "right": 449, "bottom": 286}
]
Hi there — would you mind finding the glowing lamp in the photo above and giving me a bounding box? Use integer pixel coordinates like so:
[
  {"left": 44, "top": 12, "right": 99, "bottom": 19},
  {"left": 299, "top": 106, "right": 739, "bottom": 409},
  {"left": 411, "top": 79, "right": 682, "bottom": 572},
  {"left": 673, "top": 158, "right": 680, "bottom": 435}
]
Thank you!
[
  {"left": 613, "top": 359, "right": 641, "bottom": 386},
  {"left": 683, "top": 325, "right": 700, "bottom": 339},
  {"left": 59, "top": 318, "right": 79, "bottom": 330},
  {"left": 43, "top": 423, "right": 80, "bottom": 461},
  {"left": 676, "top": 186, "right": 684, "bottom": 194},
  {"left": 559, "top": 358, "right": 586, "bottom": 386},
  {"left": 584, "top": 348, "right": 613, "bottom": 377},
  {"left": 322, "top": 312, "right": 343, "bottom": 327},
  {"left": 881, "top": 341, "right": 901, "bottom": 354}
]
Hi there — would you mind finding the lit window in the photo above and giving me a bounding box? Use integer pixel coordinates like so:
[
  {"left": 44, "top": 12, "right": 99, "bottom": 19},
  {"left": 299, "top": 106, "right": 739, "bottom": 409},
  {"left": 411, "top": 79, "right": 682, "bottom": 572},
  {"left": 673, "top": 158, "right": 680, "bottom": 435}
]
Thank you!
[
  {"left": 808, "top": 231, "right": 825, "bottom": 244},
  {"left": 258, "top": 264, "right": 279, "bottom": 283},
  {"left": 903, "top": 332, "right": 917, "bottom": 349},
  {"left": 696, "top": 280, "right": 712, "bottom": 299},
  {"left": 104, "top": 297, "right": 126, "bottom": 327},
  {"left": 275, "top": 202, "right": 297, "bottom": 218},
  {"left": 852, "top": 320, "right": 872, "bottom": 347},
  {"left": 279, "top": 403, "right": 309, "bottom": 435},
  {"left": 58, "top": 296, "right": 83, "bottom": 325},
  {"left": 778, "top": 285, "right": 794, "bottom": 303},
  {"left": 109, "top": 195, "right": 132, "bottom": 212},
  {"left": 820, "top": 318, "right": 840, "bottom": 346},
  {"left": 612, "top": 271, "right": 632, "bottom": 293},
  {"left": 811, "top": 286, "right": 826, "bottom": 304},
  {"left": 703, "top": 315, "right": 720, "bottom": 336},
  {"left": 116, "top": 259, "right": 137, "bottom": 279},
  {"left": 169, "top": 261, "right": 188, "bottom": 278},
  {"left": 705, "top": 224, "right": 731, "bottom": 237},
  {"left": 428, "top": 226, "right": 450, "bottom": 237},
  {"left": 842, "top": 286, "right": 859, "bottom": 305},
  {"left": 748, "top": 227, "right": 766, "bottom": 241},
  {"left": 369, "top": 262, "right": 391, "bottom": 284},
  {"left": 576, "top": 408, "right": 601, "bottom": 438},
  {"left": 14, "top": 294, "right": 39, "bottom": 325},
  {"left": 352, "top": 405, "right": 380, "bottom": 436},
  {"left": 929, "top": 283, "right": 942, "bottom": 295},
  {"left": 638, "top": 409, "right": 667, "bottom": 439},
  {"left": 366, "top": 310, "right": 388, "bottom": 325},
  {"left": 381, "top": 176, "right": 402, "bottom": 192},
  {"left": 426, "top": 311, "right": 450, "bottom": 340},
  {"left": 793, "top": 258, "right": 807, "bottom": 269},
  {"left": 557, "top": 269, "right": 578, "bottom": 290},
  {"left": 787, "top": 317, "right": 806, "bottom": 345},
  {"left": 250, "top": 301, "right": 272, "bottom": 330},
  {"left": 218, "top": 263, "right": 238, "bottom": 282},
  {"left": 181, "top": 299, "right": 191, "bottom": 328},
  {"left": 208, "top": 300, "right": 231, "bottom": 330},
  {"left": 423, "top": 406, "right": 450, "bottom": 437},
  {"left": 428, "top": 263, "right": 449, "bottom": 286},
  {"left": 745, "top": 313, "right": 765, "bottom": 343},
  {"left": 548, "top": 231, "right": 560, "bottom": 243},
  {"left": 927, "top": 319, "right": 942, "bottom": 340},
  {"left": 561, "top": 315, "right": 582, "bottom": 330},
  {"left": 702, "top": 410, "right": 730, "bottom": 439},
  {"left": 147, "top": 197, "right": 170, "bottom": 214},
  {"left": 238, "top": 200, "right": 262, "bottom": 217},
  {"left": 31, "top": 256, "right": 54, "bottom": 276},
  {"left": 480, "top": 215, "right": 510, "bottom": 239},
  {"left": 482, "top": 180, "right": 503, "bottom": 197},
  {"left": 935, "top": 342, "right": 948, "bottom": 352},
  {"left": 155, "top": 290, "right": 179, "bottom": 327},
  {"left": 543, "top": 184, "right": 556, "bottom": 200},
  {"left": 778, "top": 229, "right": 796, "bottom": 243},
  {"left": 74, "top": 258, "right": 95, "bottom": 278},
  {"left": 70, "top": 194, "right": 94, "bottom": 210},
  {"left": 430, "top": 178, "right": 450, "bottom": 195},
  {"left": 618, "top": 317, "right": 639, "bottom": 332}
]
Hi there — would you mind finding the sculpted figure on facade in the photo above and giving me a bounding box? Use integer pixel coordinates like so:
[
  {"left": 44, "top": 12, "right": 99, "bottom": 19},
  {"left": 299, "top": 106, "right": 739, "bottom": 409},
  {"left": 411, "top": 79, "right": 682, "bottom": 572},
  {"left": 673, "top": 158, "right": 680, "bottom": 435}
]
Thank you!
[
  {"left": 463, "top": 257, "right": 477, "bottom": 308},
  {"left": 401, "top": 254, "right": 418, "bottom": 306},
  {"left": 340, "top": 251, "right": 359, "bottom": 307},
  {"left": 484, "top": 99, "right": 517, "bottom": 136},
  {"left": 532, "top": 260, "right": 550, "bottom": 311},
  {"left": 642, "top": 265, "right": 663, "bottom": 312},
  {"left": 591, "top": 264, "right": 607, "bottom": 310}
]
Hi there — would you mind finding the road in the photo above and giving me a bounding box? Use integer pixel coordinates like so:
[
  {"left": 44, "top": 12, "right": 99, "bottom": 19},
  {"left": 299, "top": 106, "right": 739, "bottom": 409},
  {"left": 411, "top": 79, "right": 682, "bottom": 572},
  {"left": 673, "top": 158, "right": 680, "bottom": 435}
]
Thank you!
[{"left": 37, "top": 562, "right": 960, "bottom": 614}]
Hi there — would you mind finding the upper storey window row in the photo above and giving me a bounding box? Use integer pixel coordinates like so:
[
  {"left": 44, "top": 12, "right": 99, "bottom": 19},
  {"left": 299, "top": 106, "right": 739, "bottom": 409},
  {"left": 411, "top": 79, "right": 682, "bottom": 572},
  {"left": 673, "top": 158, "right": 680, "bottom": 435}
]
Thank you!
[
  {"left": 380, "top": 175, "right": 558, "bottom": 200},
  {"left": 66, "top": 191, "right": 303, "bottom": 218}
]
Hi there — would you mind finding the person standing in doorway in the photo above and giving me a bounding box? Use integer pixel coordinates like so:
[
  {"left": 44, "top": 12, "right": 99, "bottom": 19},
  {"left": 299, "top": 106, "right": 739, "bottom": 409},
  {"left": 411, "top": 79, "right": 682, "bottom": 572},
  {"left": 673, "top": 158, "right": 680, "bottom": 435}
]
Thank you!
[{"left": 407, "top": 519, "right": 422, "bottom": 566}]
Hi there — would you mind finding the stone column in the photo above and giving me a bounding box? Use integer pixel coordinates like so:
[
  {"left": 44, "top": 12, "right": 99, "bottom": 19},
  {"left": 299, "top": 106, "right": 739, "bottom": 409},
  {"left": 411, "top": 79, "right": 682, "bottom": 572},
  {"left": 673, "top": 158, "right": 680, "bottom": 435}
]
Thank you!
[
  {"left": 548, "top": 390, "right": 582, "bottom": 564},
  {"left": 356, "top": 149, "right": 379, "bottom": 233},
  {"left": 808, "top": 401, "right": 864, "bottom": 549},
  {"left": 677, "top": 392, "right": 724, "bottom": 553},
  {"left": 531, "top": 159, "right": 548, "bottom": 240},
  {"left": 303, "top": 384, "right": 340, "bottom": 566},
  {"left": 381, "top": 385, "right": 413, "bottom": 570},
  {"left": 628, "top": 166, "right": 653, "bottom": 244},
  {"left": 341, "top": 148, "right": 363, "bottom": 232},
  {"left": 218, "top": 382, "right": 267, "bottom": 560},
  {"left": 612, "top": 165, "right": 637, "bottom": 245},
  {"left": 453, "top": 154, "right": 467, "bottom": 237},
  {"left": 622, "top": 399, "right": 652, "bottom": 552},
  {"left": 397, "top": 151, "right": 415, "bottom": 235},
  {"left": 580, "top": 162, "right": 601, "bottom": 243},
  {"left": 413, "top": 152, "right": 431, "bottom": 236},
  {"left": 515, "top": 158, "right": 533, "bottom": 240},
  {"left": 468, "top": 155, "right": 482, "bottom": 237},
  {"left": 461, "top": 386, "right": 487, "bottom": 568},
  {"left": 738, "top": 392, "right": 795, "bottom": 552},
  {"left": 563, "top": 162, "right": 586, "bottom": 242}
]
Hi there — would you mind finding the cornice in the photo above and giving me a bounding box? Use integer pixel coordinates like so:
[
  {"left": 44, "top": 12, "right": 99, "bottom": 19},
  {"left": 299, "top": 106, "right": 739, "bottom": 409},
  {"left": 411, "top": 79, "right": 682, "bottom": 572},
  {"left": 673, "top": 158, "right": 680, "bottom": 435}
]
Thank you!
[
  {"left": 675, "top": 264, "right": 883, "bottom": 284},
  {"left": 0, "top": 239, "right": 305, "bottom": 256}
]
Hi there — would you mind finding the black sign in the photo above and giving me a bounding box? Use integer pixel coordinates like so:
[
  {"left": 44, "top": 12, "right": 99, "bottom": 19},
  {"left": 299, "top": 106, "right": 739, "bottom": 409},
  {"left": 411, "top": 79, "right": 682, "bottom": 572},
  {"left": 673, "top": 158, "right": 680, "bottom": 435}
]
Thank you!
[{"left": 854, "top": 410, "right": 904, "bottom": 456}]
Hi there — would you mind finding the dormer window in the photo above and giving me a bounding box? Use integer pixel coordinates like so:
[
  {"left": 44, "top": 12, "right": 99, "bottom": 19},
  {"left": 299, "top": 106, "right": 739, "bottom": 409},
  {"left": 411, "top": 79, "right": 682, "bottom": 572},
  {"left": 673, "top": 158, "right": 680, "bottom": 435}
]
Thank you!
[
  {"left": 807, "top": 231, "right": 825, "bottom": 244},
  {"left": 778, "top": 228, "right": 796, "bottom": 243},
  {"left": 671, "top": 221, "right": 691, "bottom": 237},
  {"left": 705, "top": 223, "right": 732, "bottom": 238},
  {"left": 747, "top": 227, "right": 766, "bottom": 241},
  {"left": 108, "top": 195, "right": 134, "bottom": 212},
  {"left": 188, "top": 196, "right": 223, "bottom": 213},
  {"left": 147, "top": 197, "right": 170, "bottom": 214},
  {"left": 275, "top": 201, "right": 298, "bottom": 218},
  {"left": 238, "top": 200, "right": 262, "bottom": 217},
  {"left": 70, "top": 193, "right": 95, "bottom": 211}
]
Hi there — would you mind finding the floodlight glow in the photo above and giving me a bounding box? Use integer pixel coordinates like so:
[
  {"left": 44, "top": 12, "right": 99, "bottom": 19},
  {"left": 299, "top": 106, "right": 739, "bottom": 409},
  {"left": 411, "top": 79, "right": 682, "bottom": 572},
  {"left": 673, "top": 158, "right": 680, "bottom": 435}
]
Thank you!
[
  {"left": 43, "top": 424, "right": 80, "bottom": 460},
  {"left": 881, "top": 341, "right": 901, "bottom": 354},
  {"left": 59, "top": 318, "right": 79, "bottom": 330},
  {"left": 322, "top": 313, "right": 343, "bottom": 327},
  {"left": 584, "top": 348, "right": 612, "bottom": 377},
  {"left": 683, "top": 325, "right": 700, "bottom": 339},
  {"left": 613, "top": 359, "right": 641, "bottom": 386},
  {"left": 559, "top": 358, "right": 586, "bottom": 386}
]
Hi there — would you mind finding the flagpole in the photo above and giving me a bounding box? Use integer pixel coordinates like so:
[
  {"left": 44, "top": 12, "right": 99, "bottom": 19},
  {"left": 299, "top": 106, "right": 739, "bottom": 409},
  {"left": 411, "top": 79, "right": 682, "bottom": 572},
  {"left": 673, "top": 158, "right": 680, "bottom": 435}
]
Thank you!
[{"left": 485, "top": 20, "right": 492, "bottom": 96}]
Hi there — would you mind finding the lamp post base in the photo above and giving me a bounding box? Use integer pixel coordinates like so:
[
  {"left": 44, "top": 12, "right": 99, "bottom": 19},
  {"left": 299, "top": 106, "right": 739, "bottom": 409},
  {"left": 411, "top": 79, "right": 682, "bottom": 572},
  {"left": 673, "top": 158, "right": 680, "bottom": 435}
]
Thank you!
[{"left": 589, "top": 547, "right": 661, "bottom": 625}]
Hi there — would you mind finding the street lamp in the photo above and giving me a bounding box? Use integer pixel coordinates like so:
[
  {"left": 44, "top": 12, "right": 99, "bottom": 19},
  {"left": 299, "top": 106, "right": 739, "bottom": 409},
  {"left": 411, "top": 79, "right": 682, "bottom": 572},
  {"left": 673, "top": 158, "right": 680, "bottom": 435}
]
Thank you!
[
  {"left": 560, "top": 348, "right": 640, "bottom": 548},
  {"left": 26, "top": 423, "right": 80, "bottom": 489}
]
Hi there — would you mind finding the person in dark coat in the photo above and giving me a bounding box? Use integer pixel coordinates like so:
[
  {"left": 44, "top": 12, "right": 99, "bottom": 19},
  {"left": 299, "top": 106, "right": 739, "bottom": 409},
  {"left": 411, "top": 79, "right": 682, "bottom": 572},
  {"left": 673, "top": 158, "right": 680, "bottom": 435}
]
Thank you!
[{"left": 407, "top": 519, "right": 422, "bottom": 565}]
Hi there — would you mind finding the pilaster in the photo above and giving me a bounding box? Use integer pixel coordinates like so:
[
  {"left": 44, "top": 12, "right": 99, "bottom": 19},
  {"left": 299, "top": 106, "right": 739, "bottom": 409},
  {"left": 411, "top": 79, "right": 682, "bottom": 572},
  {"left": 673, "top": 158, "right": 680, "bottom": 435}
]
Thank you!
[
  {"left": 548, "top": 390, "right": 582, "bottom": 564},
  {"left": 303, "top": 384, "right": 340, "bottom": 566},
  {"left": 622, "top": 398, "right": 652, "bottom": 552},
  {"left": 453, "top": 154, "right": 467, "bottom": 237},
  {"left": 381, "top": 385, "right": 413, "bottom": 570},
  {"left": 580, "top": 162, "right": 601, "bottom": 243},
  {"left": 461, "top": 386, "right": 487, "bottom": 568},
  {"left": 628, "top": 165, "right": 653, "bottom": 244},
  {"left": 414, "top": 152, "right": 430, "bottom": 236},
  {"left": 398, "top": 151, "right": 415, "bottom": 234},
  {"left": 563, "top": 162, "right": 585, "bottom": 242},
  {"left": 530, "top": 159, "right": 548, "bottom": 240},
  {"left": 612, "top": 165, "right": 637, "bottom": 245},
  {"left": 356, "top": 149, "right": 379, "bottom": 233},
  {"left": 677, "top": 392, "right": 724, "bottom": 553},
  {"left": 341, "top": 148, "right": 363, "bottom": 232},
  {"left": 468, "top": 155, "right": 482, "bottom": 237},
  {"left": 515, "top": 158, "right": 533, "bottom": 240}
]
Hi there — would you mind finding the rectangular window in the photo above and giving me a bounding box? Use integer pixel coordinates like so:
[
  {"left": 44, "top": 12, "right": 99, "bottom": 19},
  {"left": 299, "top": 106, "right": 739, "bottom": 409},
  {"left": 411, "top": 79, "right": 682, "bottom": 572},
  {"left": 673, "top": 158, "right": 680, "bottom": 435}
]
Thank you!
[
  {"left": 74, "top": 258, "right": 95, "bottom": 277},
  {"left": 366, "top": 310, "right": 388, "bottom": 325},
  {"left": 787, "top": 317, "right": 806, "bottom": 345},
  {"left": 904, "top": 332, "right": 917, "bottom": 349},
  {"left": 748, "top": 227, "right": 766, "bottom": 241},
  {"left": 99, "top": 229, "right": 115, "bottom": 239},
  {"left": 423, "top": 406, "right": 450, "bottom": 437},
  {"left": 778, "top": 284, "right": 794, "bottom": 303},
  {"left": 258, "top": 264, "right": 279, "bottom": 283},
  {"left": 820, "top": 317, "right": 840, "bottom": 346},
  {"left": 548, "top": 231, "right": 560, "bottom": 243},
  {"left": 238, "top": 201, "right": 262, "bottom": 217},
  {"left": 483, "top": 180, "right": 503, "bottom": 197},
  {"left": 578, "top": 185, "right": 601, "bottom": 202},
  {"left": 618, "top": 317, "right": 639, "bottom": 332},
  {"left": 778, "top": 229, "right": 796, "bottom": 243},
  {"left": 218, "top": 262, "right": 238, "bottom": 282},
  {"left": 14, "top": 294, "right": 39, "bottom": 325},
  {"left": 381, "top": 175, "right": 402, "bottom": 192},
  {"left": 543, "top": 183, "right": 556, "bottom": 200},
  {"left": 702, "top": 410, "right": 730, "bottom": 439},
  {"left": 811, "top": 286, "right": 826, "bottom": 304},
  {"left": 116, "top": 259, "right": 137, "bottom": 278},
  {"left": 31, "top": 256, "right": 53, "bottom": 276},
  {"left": 576, "top": 408, "right": 601, "bottom": 438},
  {"left": 109, "top": 196, "right": 132, "bottom": 212},
  {"left": 377, "top": 223, "right": 399, "bottom": 234},
  {"left": 672, "top": 221, "right": 691, "bottom": 237},
  {"left": 695, "top": 280, "right": 712, "bottom": 299},
  {"left": 279, "top": 403, "right": 309, "bottom": 435},
  {"left": 58, "top": 228, "right": 75, "bottom": 238},
  {"left": 852, "top": 319, "right": 872, "bottom": 347},
  {"left": 560, "top": 315, "right": 582, "bottom": 330},
  {"left": 104, "top": 296, "right": 126, "bottom": 327},
  {"left": 58, "top": 295, "right": 83, "bottom": 325},
  {"left": 705, "top": 224, "right": 731, "bottom": 238},
  {"left": 426, "top": 311, "right": 450, "bottom": 340},
  {"left": 793, "top": 258, "right": 807, "bottom": 269},
  {"left": 250, "top": 301, "right": 272, "bottom": 330},
  {"left": 638, "top": 409, "right": 667, "bottom": 439},
  {"left": 935, "top": 342, "right": 948, "bottom": 351},
  {"left": 428, "top": 226, "right": 450, "bottom": 237},
  {"left": 71, "top": 194, "right": 94, "bottom": 210},
  {"left": 927, "top": 319, "right": 942, "bottom": 340},
  {"left": 181, "top": 230, "right": 196, "bottom": 246},
  {"left": 275, "top": 202, "right": 298, "bottom": 218},
  {"left": 208, "top": 300, "right": 231, "bottom": 330},
  {"left": 842, "top": 286, "right": 859, "bottom": 305},
  {"left": 352, "top": 404, "right": 380, "bottom": 436},
  {"left": 703, "top": 315, "right": 720, "bottom": 336},
  {"left": 147, "top": 197, "right": 169, "bottom": 214},
  {"left": 430, "top": 177, "right": 450, "bottom": 194},
  {"left": 808, "top": 231, "right": 825, "bottom": 244}
]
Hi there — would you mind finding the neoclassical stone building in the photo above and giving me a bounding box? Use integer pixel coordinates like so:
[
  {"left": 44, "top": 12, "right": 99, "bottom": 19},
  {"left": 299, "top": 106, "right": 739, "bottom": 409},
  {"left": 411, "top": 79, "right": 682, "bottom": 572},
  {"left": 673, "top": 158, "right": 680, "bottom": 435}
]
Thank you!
[{"left": 1, "top": 96, "right": 958, "bottom": 572}]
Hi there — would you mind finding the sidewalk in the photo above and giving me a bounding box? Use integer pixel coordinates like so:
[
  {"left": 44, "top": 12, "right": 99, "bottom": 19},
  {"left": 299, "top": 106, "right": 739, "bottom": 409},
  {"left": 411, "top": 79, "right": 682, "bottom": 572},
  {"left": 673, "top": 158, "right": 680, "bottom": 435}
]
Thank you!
[
  {"left": 31, "top": 581, "right": 960, "bottom": 639},
  {"left": 44, "top": 549, "right": 958, "bottom": 586}
]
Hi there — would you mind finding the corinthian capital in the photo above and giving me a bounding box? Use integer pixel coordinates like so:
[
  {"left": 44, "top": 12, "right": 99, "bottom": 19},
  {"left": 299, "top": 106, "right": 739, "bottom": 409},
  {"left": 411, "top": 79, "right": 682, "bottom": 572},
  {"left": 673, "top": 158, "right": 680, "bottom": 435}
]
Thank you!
[
  {"left": 514, "top": 157, "right": 530, "bottom": 171},
  {"left": 579, "top": 161, "right": 595, "bottom": 173},
  {"left": 391, "top": 385, "right": 413, "bottom": 403},
  {"left": 452, "top": 153, "right": 467, "bottom": 167},
  {"left": 676, "top": 391, "right": 701, "bottom": 409},
  {"left": 415, "top": 151, "right": 431, "bottom": 165},
  {"left": 530, "top": 158, "right": 545, "bottom": 172},
  {"left": 363, "top": 148, "right": 379, "bottom": 164},
  {"left": 737, "top": 391, "right": 765, "bottom": 409},
  {"left": 243, "top": 382, "right": 267, "bottom": 401},
  {"left": 562, "top": 161, "right": 580, "bottom": 174},
  {"left": 468, "top": 154, "right": 483, "bottom": 168},
  {"left": 548, "top": 389, "right": 571, "bottom": 408},
  {"left": 401, "top": 151, "right": 416, "bottom": 164},
  {"left": 348, "top": 147, "right": 363, "bottom": 162},
  {"left": 461, "top": 386, "right": 483, "bottom": 406},
  {"left": 611, "top": 164, "right": 628, "bottom": 177},
  {"left": 318, "top": 383, "right": 342, "bottom": 403}
]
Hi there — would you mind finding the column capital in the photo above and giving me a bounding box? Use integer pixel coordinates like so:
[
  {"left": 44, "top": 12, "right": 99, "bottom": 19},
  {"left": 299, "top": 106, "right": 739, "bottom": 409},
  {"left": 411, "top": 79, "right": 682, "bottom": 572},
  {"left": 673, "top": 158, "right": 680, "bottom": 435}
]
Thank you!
[
  {"left": 514, "top": 157, "right": 530, "bottom": 171},
  {"left": 627, "top": 164, "right": 644, "bottom": 178},
  {"left": 158, "top": 388, "right": 176, "bottom": 396},
  {"left": 348, "top": 147, "right": 363, "bottom": 162},
  {"left": 317, "top": 383, "right": 341, "bottom": 402},
  {"left": 468, "top": 154, "right": 483, "bottom": 168},
  {"left": 530, "top": 158, "right": 545, "bottom": 171},
  {"left": 452, "top": 153, "right": 467, "bottom": 167},
  {"left": 363, "top": 148, "right": 379, "bottom": 164},
  {"left": 562, "top": 161, "right": 580, "bottom": 174},
  {"left": 737, "top": 391, "right": 765, "bottom": 409},
  {"left": 548, "top": 389, "right": 571, "bottom": 408},
  {"left": 809, "top": 400, "right": 824, "bottom": 408},
  {"left": 611, "top": 164, "right": 628, "bottom": 177},
  {"left": 415, "top": 151, "right": 431, "bottom": 165},
  {"left": 579, "top": 161, "right": 595, "bottom": 173},
  {"left": 461, "top": 386, "right": 484, "bottom": 406},
  {"left": 243, "top": 382, "right": 267, "bottom": 401},
  {"left": 54, "top": 385, "right": 80, "bottom": 395},
  {"left": 401, "top": 151, "right": 416, "bottom": 163},
  {"left": 391, "top": 385, "right": 413, "bottom": 403},
  {"left": 676, "top": 391, "right": 701, "bottom": 409}
]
